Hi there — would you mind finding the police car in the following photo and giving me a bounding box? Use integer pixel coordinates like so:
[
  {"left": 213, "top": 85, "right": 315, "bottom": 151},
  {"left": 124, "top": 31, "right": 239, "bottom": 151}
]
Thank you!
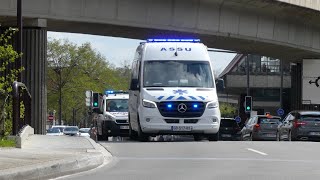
[{"left": 96, "top": 90, "right": 129, "bottom": 141}]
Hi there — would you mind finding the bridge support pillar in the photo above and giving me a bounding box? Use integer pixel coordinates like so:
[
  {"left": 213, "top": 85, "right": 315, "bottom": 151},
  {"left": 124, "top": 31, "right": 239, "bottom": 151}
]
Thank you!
[
  {"left": 291, "top": 62, "right": 302, "bottom": 111},
  {"left": 1, "top": 19, "right": 48, "bottom": 134},
  {"left": 22, "top": 26, "right": 47, "bottom": 134}
]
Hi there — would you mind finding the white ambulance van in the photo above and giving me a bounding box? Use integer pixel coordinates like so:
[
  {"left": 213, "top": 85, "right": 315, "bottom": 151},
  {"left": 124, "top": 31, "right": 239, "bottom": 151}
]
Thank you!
[
  {"left": 96, "top": 90, "right": 129, "bottom": 141},
  {"left": 128, "top": 39, "right": 221, "bottom": 142}
]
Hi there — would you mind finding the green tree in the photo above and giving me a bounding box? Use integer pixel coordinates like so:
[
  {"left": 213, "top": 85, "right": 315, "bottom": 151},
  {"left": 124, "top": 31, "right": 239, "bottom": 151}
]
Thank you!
[
  {"left": 220, "top": 102, "right": 237, "bottom": 118},
  {"left": 47, "top": 39, "right": 130, "bottom": 126},
  {"left": 0, "top": 28, "right": 23, "bottom": 137}
]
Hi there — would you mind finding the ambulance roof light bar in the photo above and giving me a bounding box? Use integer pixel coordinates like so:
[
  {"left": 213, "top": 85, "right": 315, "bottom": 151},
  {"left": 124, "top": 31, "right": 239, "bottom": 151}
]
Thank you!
[
  {"left": 105, "top": 90, "right": 129, "bottom": 95},
  {"left": 147, "top": 39, "right": 200, "bottom": 43}
]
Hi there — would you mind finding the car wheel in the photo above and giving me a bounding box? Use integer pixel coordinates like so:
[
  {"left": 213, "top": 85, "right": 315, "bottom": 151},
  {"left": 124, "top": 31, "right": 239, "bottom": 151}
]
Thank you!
[
  {"left": 129, "top": 116, "right": 138, "bottom": 140},
  {"left": 288, "top": 130, "right": 294, "bottom": 141},
  {"left": 100, "top": 122, "right": 109, "bottom": 141},
  {"left": 249, "top": 133, "right": 253, "bottom": 141},
  {"left": 276, "top": 131, "right": 280, "bottom": 141},
  {"left": 207, "top": 132, "right": 219, "bottom": 141},
  {"left": 137, "top": 127, "right": 149, "bottom": 142},
  {"left": 240, "top": 134, "right": 244, "bottom": 141},
  {"left": 158, "top": 135, "right": 165, "bottom": 142},
  {"left": 137, "top": 115, "right": 149, "bottom": 142},
  {"left": 193, "top": 134, "right": 203, "bottom": 141},
  {"left": 97, "top": 134, "right": 104, "bottom": 141},
  {"left": 129, "top": 125, "right": 138, "bottom": 140}
]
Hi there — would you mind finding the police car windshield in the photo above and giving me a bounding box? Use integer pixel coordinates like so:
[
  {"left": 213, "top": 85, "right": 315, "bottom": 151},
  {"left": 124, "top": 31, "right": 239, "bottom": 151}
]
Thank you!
[
  {"left": 143, "top": 61, "right": 214, "bottom": 88},
  {"left": 106, "top": 99, "right": 128, "bottom": 112}
]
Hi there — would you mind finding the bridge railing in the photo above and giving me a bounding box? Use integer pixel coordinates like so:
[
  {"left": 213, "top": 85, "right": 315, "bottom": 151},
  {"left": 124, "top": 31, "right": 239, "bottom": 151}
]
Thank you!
[{"left": 12, "top": 81, "right": 32, "bottom": 135}]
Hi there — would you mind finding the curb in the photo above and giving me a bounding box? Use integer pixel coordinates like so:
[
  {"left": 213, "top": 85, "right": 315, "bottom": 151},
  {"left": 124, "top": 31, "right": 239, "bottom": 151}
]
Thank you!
[
  {"left": 0, "top": 137, "right": 113, "bottom": 180},
  {"left": 85, "top": 136, "right": 113, "bottom": 157}
]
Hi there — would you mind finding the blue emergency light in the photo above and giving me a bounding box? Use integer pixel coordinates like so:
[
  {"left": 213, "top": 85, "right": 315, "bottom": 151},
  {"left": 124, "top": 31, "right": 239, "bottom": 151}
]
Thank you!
[
  {"left": 105, "top": 90, "right": 114, "bottom": 94},
  {"left": 105, "top": 90, "right": 128, "bottom": 95},
  {"left": 167, "top": 104, "right": 173, "bottom": 108},
  {"left": 193, "top": 104, "right": 198, "bottom": 108},
  {"left": 147, "top": 39, "right": 200, "bottom": 43}
]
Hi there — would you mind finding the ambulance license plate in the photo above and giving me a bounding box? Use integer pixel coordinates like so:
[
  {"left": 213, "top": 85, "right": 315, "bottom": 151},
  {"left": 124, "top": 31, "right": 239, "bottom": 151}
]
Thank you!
[{"left": 171, "top": 126, "right": 193, "bottom": 131}]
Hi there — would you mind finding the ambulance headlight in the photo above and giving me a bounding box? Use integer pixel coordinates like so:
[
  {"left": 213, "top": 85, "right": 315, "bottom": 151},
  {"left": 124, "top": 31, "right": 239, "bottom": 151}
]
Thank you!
[
  {"left": 142, "top": 99, "right": 157, "bottom": 108},
  {"left": 207, "top": 101, "right": 219, "bottom": 109}
]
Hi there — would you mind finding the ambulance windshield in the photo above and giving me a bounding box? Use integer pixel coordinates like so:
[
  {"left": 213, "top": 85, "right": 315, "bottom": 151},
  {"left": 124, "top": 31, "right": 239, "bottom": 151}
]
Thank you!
[
  {"left": 106, "top": 99, "right": 128, "bottom": 112},
  {"left": 143, "top": 61, "right": 214, "bottom": 88}
]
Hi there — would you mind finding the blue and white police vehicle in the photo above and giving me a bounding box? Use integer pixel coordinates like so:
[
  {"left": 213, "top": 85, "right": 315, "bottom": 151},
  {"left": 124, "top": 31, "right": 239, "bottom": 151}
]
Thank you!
[
  {"left": 96, "top": 90, "right": 129, "bottom": 141},
  {"left": 128, "top": 39, "right": 221, "bottom": 141}
]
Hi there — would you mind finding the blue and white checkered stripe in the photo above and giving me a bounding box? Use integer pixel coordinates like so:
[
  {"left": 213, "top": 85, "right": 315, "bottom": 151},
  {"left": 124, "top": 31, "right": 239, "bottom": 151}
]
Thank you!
[{"left": 156, "top": 95, "right": 206, "bottom": 101}]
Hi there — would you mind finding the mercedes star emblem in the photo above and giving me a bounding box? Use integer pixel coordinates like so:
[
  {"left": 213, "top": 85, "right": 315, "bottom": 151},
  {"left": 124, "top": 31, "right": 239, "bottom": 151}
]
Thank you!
[{"left": 177, "top": 103, "right": 187, "bottom": 113}]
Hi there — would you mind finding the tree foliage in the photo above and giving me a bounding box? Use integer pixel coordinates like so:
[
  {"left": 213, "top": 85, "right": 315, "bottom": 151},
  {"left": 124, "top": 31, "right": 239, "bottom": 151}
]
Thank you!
[
  {"left": 47, "top": 39, "right": 130, "bottom": 126},
  {"left": 220, "top": 102, "right": 237, "bottom": 118},
  {"left": 0, "top": 28, "right": 23, "bottom": 137}
]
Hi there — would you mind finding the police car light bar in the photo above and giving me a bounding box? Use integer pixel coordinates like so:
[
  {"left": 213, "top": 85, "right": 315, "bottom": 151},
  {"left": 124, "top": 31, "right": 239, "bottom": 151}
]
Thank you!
[{"left": 147, "top": 39, "right": 200, "bottom": 43}]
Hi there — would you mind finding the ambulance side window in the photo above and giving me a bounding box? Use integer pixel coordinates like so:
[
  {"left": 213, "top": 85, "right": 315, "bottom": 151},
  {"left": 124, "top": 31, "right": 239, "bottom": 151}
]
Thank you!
[
  {"left": 136, "top": 61, "right": 141, "bottom": 81},
  {"left": 130, "top": 60, "right": 140, "bottom": 90},
  {"left": 131, "top": 61, "right": 137, "bottom": 79}
]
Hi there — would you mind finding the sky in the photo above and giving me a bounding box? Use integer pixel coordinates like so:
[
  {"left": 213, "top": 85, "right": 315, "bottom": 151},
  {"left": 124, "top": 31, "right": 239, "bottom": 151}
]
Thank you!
[{"left": 47, "top": 31, "right": 236, "bottom": 74}]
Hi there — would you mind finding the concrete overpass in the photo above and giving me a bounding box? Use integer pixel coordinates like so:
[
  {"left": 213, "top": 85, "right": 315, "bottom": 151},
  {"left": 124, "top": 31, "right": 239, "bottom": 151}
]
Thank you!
[
  {"left": 0, "top": 0, "right": 320, "bottom": 133},
  {"left": 1, "top": 0, "right": 320, "bottom": 60}
]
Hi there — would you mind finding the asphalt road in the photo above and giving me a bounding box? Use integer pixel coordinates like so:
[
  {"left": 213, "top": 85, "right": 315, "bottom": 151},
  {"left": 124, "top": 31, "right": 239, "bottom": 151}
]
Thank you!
[{"left": 59, "top": 137, "right": 320, "bottom": 180}]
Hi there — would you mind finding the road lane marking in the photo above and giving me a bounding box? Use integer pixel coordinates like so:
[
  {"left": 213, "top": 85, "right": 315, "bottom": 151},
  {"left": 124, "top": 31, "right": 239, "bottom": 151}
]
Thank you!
[
  {"left": 247, "top": 148, "right": 268, "bottom": 156},
  {"left": 117, "top": 157, "right": 317, "bottom": 163}
]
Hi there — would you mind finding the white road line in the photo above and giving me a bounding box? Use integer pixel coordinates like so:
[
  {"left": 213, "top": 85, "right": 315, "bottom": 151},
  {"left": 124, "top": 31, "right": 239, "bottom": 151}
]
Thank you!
[
  {"left": 247, "top": 148, "right": 268, "bottom": 156},
  {"left": 118, "top": 157, "right": 316, "bottom": 163}
]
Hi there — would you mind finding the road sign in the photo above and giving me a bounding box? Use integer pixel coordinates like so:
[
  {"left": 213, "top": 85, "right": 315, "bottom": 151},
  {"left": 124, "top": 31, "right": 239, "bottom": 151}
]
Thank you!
[
  {"left": 48, "top": 115, "right": 54, "bottom": 121},
  {"left": 85, "top": 98, "right": 91, "bottom": 107},
  {"left": 277, "top": 108, "right": 284, "bottom": 116},
  {"left": 85, "top": 90, "right": 92, "bottom": 98},
  {"left": 85, "top": 90, "right": 93, "bottom": 107},
  {"left": 235, "top": 116, "right": 241, "bottom": 123}
]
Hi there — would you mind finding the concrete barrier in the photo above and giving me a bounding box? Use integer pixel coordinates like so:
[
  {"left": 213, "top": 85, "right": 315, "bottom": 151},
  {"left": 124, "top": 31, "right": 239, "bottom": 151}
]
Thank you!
[{"left": 16, "top": 125, "right": 34, "bottom": 148}]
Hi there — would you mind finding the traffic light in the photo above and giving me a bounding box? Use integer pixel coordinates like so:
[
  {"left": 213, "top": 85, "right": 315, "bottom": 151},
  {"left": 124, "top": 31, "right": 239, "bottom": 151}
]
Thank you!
[
  {"left": 92, "top": 93, "right": 99, "bottom": 108},
  {"left": 245, "top": 96, "right": 252, "bottom": 112}
]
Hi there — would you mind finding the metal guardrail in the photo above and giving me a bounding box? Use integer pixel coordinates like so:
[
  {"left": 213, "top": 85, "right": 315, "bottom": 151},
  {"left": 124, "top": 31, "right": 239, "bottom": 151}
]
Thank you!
[{"left": 12, "top": 81, "right": 32, "bottom": 135}]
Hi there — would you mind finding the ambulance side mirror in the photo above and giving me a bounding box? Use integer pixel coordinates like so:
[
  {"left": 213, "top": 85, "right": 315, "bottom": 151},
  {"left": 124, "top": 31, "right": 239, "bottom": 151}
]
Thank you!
[
  {"left": 130, "top": 79, "right": 140, "bottom": 91},
  {"left": 216, "top": 79, "right": 225, "bottom": 93}
]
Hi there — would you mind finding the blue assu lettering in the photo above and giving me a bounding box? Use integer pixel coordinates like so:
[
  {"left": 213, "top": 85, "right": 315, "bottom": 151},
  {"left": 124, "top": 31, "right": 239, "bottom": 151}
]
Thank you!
[{"left": 160, "top": 47, "right": 192, "bottom": 51}]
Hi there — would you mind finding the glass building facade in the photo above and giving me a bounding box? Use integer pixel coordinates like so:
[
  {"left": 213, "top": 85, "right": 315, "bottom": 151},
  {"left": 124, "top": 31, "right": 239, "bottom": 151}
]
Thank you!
[{"left": 231, "top": 55, "right": 291, "bottom": 75}]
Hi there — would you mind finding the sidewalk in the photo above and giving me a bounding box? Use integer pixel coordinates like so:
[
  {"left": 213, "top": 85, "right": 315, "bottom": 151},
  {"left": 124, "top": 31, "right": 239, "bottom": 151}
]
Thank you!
[{"left": 0, "top": 135, "right": 112, "bottom": 180}]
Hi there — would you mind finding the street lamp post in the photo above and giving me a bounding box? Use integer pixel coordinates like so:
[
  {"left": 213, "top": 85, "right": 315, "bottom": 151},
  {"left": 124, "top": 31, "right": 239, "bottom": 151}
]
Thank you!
[
  {"left": 53, "top": 67, "right": 62, "bottom": 125},
  {"left": 58, "top": 68, "right": 62, "bottom": 125},
  {"left": 16, "top": 0, "right": 22, "bottom": 82}
]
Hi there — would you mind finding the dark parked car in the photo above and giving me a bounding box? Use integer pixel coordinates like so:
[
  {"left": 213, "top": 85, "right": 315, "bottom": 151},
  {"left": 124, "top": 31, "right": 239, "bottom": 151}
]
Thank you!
[
  {"left": 63, "top": 126, "right": 79, "bottom": 136},
  {"left": 219, "top": 118, "right": 241, "bottom": 141},
  {"left": 241, "top": 115, "right": 281, "bottom": 141},
  {"left": 277, "top": 111, "right": 320, "bottom": 141}
]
